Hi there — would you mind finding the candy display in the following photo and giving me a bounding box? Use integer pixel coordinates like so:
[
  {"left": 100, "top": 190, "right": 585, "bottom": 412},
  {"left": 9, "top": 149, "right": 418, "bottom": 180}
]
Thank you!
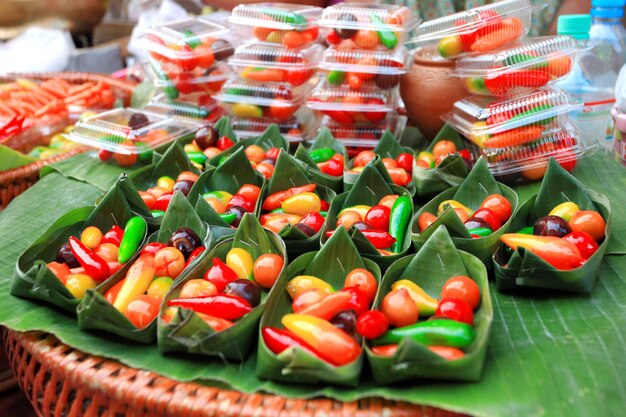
[
  {"left": 455, "top": 36, "right": 583, "bottom": 97},
  {"left": 146, "top": 93, "right": 226, "bottom": 125},
  {"left": 322, "top": 114, "right": 407, "bottom": 150},
  {"left": 144, "top": 59, "right": 232, "bottom": 100},
  {"left": 143, "top": 17, "right": 238, "bottom": 74},
  {"left": 319, "top": 46, "right": 409, "bottom": 91},
  {"left": 199, "top": 182, "right": 263, "bottom": 227},
  {"left": 230, "top": 115, "right": 316, "bottom": 143},
  {"left": 229, "top": 42, "right": 323, "bottom": 86},
  {"left": 411, "top": 0, "right": 532, "bottom": 59},
  {"left": 305, "top": 147, "right": 345, "bottom": 177},
  {"left": 229, "top": 3, "right": 322, "bottom": 48},
  {"left": 347, "top": 150, "right": 413, "bottom": 187},
  {"left": 67, "top": 108, "right": 199, "bottom": 166},
  {"left": 319, "top": 3, "right": 417, "bottom": 50},
  {"left": 416, "top": 139, "right": 472, "bottom": 169},
  {"left": 138, "top": 171, "right": 200, "bottom": 217}
]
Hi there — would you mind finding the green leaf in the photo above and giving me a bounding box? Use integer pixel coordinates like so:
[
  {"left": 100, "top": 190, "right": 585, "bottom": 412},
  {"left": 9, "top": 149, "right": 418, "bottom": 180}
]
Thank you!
[
  {"left": 413, "top": 124, "right": 470, "bottom": 198},
  {"left": 11, "top": 177, "right": 147, "bottom": 313},
  {"left": 321, "top": 163, "right": 413, "bottom": 270},
  {"left": 412, "top": 157, "right": 519, "bottom": 266},
  {"left": 76, "top": 191, "right": 208, "bottom": 344},
  {"left": 130, "top": 81, "right": 156, "bottom": 109},
  {"left": 367, "top": 226, "right": 492, "bottom": 383},
  {"left": 257, "top": 227, "right": 381, "bottom": 386},
  {"left": 158, "top": 214, "right": 287, "bottom": 360},
  {"left": 0, "top": 144, "right": 37, "bottom": 171},
  {"left": 493, "top": 158, "right": 612, "bottom": 293},
  {"left": 214, "top": 116, "right": 238, "bottom": 141},
  {"left": 263, "top": 151, "right": 336, "bottom": 256},
  {"left": 208, "top": 123, "right": 288, "bottom": 167}
]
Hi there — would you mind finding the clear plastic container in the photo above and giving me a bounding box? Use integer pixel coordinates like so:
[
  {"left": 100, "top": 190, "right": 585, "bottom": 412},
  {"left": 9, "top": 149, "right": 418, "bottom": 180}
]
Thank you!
[
  {"left": 455, "top": 36, "right": 585, "bottom": 96},
  {"left": 409, "top": 0, "right": 533, "bottom": 59},
  {"left": 443, "top": 88, "right": 583, "bottom": 147},
  {"left": 470, "top": 120, "right": 598, "bottom": 182},
  {"left": 231, "top": 111, "right": 318, "bottom": 142},
  {"left": 143, "top": 17, "right": 238, "bottom": 72},
  {"left": 143, "top": 59, "right": 233, "bottom": 98},
  {"left": 145, "top": 93, "right": 226, "bottom": 124},
  {"left": 319, "top": 3, "right": 418, "bottom": 50},
  {"left": 228, "top": 3, "right": 322, "bottom": 48},
  {"left": 66, "top": 108, "right": 198, "bottom": 157},
  {"left": 216, "top": 79, "right": 313, "bottom": 121},
  {"left": 319, "top": 46, "right": 409, "bottom": 90},
  {"left": 322, "top": 113, "right": 407, "bottom": 148},
  {"left": 307, "top": 81, "right": 399, "bottom": 125},
  {"left": 229, "top": 42, "right": 323, "bottom": 86}
]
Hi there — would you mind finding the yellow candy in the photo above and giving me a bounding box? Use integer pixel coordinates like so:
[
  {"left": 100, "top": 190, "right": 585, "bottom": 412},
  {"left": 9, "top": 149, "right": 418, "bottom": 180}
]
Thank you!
[
  {"left": 339, "top": 205, "right": 370, "bottom": 220},
  {"left": 286, "top": 275, "right": 334, "bottom": 299},
  {"left": 549, "top": 202, "right": 580, "bottom": 222},
  {"left": 226, "top": 248, "right": 254, "bottom": 279},
  {"left": 282, "top": 192, "right": 321, "bottom": 216},
  {"left": 438, "top": 200, "right": 473, "bottom": 217},
  {"left": 65, "top": 274, "right": 97, "bottom": 299},
  {"left": 80, "top": 226, "right": 103, "bottom": 249},
  {"left": 147, "top": 277, "right": 174, "bottom": 299},
  {"left": 232, "top": 103, "right": 263, "bottom": 118},
  {"left": 392, "top": 279, "right": 439, "bottom": 316},
  {"left": 157, "top": 176, "right": 175, "bottom": 191},
  {"left": 184, "top": 143, "right": 201, "bottom": 153},
  {"left": 438, "top": 35, "right": 463, "bottom": 58}
]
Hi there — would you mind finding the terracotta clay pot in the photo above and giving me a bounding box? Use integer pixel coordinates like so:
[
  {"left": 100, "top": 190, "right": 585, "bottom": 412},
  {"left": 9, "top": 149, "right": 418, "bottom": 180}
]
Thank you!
[{"left": 400, "top": 49, "right": 467, "bottom": 140}]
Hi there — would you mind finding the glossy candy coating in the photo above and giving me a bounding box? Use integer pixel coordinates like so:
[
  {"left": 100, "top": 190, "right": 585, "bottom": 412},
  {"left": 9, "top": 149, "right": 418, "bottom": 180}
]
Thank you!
[
  {"left": 382, "top": 288, "right": 418, "bottom": 327},
  {"left": 435, "top": 297, "right": 474, "bottom": 325},
  {"left": 253, "top": 254, "right": 284, "bottom": 289},
  {"left": 441, "top": 276, "right": 481, "bottom": 310},
  {"left": 224, "top": 279, "right": 262, "bottom": 307},
  {"left": 533, "top": 215, "right": 571, "bottom": 238},
  {"left": 569, "top": 210, "right": 606, "bottom": 241}
]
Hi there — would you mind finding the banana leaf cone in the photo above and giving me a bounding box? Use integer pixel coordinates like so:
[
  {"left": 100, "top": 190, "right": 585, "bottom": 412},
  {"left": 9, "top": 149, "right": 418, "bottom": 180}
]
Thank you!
[
  {"left": 261, "top": 151, "right": 336, "bottom": 257},
  {"left": 493, "top": 158, "right": 612, "bottom": 293},
  {"left": 122, "top": 141, "right": 201, "bottom": 230},
  {"left": 187, "top": 147, "right": 266, "bottom": 240},
  {"left": 320, "top": 163, "right": 414, "bottom": 271},
  {"left": 366, "top": 225, "right": 492, "bottom": 383},
  {"left": 11, "top": 179, "right": 149, "bottom": 314},
  {"left": 157, "top": 214, "right": 287, "bottom": 360},
  {"left": 344, "top": 131, "right": 415, "bottom": 195},
  {"left": 413, "top": 124, "right": 470, "bottom": 199},
  {"left": 411, "top": 157, "right": 519, "bottom": 266},
  {"left": 256, "top": 227, "right": 381, "bottom": 386},
  {"left": 207, "top": 123, "right": 289, "bottom": 168},
  {"left": 292, "top": 128, "right": 347, "bottom": 193},
  {"left": 76, "top": 192, "right": 209, "bottom": 344}
]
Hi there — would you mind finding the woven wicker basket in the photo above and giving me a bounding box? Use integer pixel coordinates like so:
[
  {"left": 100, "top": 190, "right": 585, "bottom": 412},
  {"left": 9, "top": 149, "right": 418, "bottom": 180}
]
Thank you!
[{"left": 3, "top": 329, "right": 466, "bottom": 417}]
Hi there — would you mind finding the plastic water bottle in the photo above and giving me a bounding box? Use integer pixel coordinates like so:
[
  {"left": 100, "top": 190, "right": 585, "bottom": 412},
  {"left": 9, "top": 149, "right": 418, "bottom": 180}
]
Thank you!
[
  {"left": 555, "top": 14, "right": 617, "bottom": 151},
  {"left": 590, "top": 0, "right": 626, "bottom": 75},
  {"left": 612, "top": 64, "right": 626, "bottom": 163}
]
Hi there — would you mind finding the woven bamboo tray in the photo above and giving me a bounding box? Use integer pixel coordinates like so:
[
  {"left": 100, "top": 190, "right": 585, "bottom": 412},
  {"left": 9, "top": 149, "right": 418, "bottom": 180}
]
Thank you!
[
  {"left": 3, "top": 329, "right": 465, "bottom": 417},
  {"left": 0, "top": 146, "right": 88, "bottom": 210}
]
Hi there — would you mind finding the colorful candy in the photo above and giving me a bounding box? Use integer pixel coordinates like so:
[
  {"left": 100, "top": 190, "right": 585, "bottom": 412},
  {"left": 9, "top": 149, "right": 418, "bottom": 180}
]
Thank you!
[
  {"left": 139, "top": 171, "right": 199, "bottom": 217},
  {"left": 261, "top": 184, "right": 328, "bottom": 236}
]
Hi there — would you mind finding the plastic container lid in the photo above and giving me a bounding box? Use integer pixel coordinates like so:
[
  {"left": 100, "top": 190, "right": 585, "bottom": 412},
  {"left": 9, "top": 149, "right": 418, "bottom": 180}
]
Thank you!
[
  {"left": 307, "top": 81, "right": 398, "bottom": 113},
  {"left": 229, "top": 42, "right": 323, "bottom": 71},
  {"left": 144, "top": 59, "right": 233, "bottom": 91},
  {"left": 409, "top": 0, "right": 532, "bottom": 59},
  {"left": 66, "top": 108, "right": 198, "bottom": 154},
  {"left": 557, "top": 15, "right": 591, "bottom": 40},
  {"left": 322, "top": 113, "right": 407, "bottom": 148},
  {"left": 143, "top": 17, "right": 238, "bottom": 62},
  {"left": 319, "top": 3, "right": 418, "bottom": 33},
  {"left": 229, "top": 3, "right": 322, "bottom": 30},
  {"left": 443, "top": 88, "right": 583, "bottom": 143},
  {"left": 473, "top": 121, "right": 598, "bottom": 177},
  {"left": 320, "top": 46, "right": 410, "bottom": 75},
  {"left": 455, "top": 36, "right": 585, "bottom": 96},
  {"left": 215, "top": 78, "right": 313, "bottom": 108},
  {"left": 145, "top": 93, "right": 225, "bottom": 123}
]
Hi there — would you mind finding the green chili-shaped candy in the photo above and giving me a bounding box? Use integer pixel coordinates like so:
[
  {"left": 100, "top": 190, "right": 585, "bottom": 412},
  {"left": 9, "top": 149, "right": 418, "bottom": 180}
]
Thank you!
[
  {"left": 187, "top": 151, "right": 208, "bottom": 165},
  {"left": 309, "top": 147, "right": 335, "bottom": 163},
  {"left": 517, "top": 226, "right": 534, "bottom": 234},
  {"left": 389, "top": 194, "right": 412, "bottom": 252},
  {"left": 469, "top": 227, "right": 493, "bottom": 237},
  {"left": 371, "top": 15, "right": 397, "bottom": 50},
  {"left": 118, "top": 216, "right": 147, "bottom": 263},
  {"left": 327, "top": 70, "right": 346, "bottom": 85},
  {"left": 374, "top": 319, "right": 475, "bottom": 348},
  {"left": 220, "top": 212, "right": 238, "bottom": 225}
]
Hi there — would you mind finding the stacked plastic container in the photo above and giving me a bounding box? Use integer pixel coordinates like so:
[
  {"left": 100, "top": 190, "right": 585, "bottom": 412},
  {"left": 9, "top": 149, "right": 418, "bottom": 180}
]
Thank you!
[
  {"left": 141, "top": 16, "right": 239, "bottom": 125},
  {"left": 410, "top": 0, "right": 598, "bottom": 182},
  {"left": 217, "top": 3, "right": 324, "bottom": 142},
  {"left": 307, "top": 3, "right": 418, "bottom": 147}
]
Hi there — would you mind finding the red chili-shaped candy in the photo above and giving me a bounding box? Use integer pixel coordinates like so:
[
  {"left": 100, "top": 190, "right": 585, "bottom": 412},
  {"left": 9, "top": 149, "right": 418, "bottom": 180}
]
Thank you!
[
  {"left": 185, "top": 246, "right": 206, "bottom": 268},
  {"left": 168, "top": 294, "right": 252, "bottom": 320},
  {"left": 101, "top": 225, "right": 124, "bottom": 246},
  {"left": 341, "top": 286, "right": 369, "bottom": 316},
  {"left": 204, "top": 258, "right": 239, "bottom": 292},
  {"left": 262, "top": 327, "right": 324, "bottom": 358},
  {"left": 68, "top": 237, "right": 111, "bottom": 282},
  {"left": 299, "top": 212, "right": 325, "bottom": 233}
]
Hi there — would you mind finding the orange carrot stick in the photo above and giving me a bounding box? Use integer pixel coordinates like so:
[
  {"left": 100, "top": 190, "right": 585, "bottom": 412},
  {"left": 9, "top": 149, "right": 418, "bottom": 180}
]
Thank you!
[{"left": 483, "top": 125, "right": 544, "bottom": 148}]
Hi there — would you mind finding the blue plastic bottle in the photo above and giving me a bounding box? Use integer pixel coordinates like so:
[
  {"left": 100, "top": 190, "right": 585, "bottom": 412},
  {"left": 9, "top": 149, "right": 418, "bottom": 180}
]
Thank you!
[
  {"left": 555, "top": 14, "right": 617, "bottom": 151},
  {"left": 590, "top": 0, "right": 626, "bottom": 74}
]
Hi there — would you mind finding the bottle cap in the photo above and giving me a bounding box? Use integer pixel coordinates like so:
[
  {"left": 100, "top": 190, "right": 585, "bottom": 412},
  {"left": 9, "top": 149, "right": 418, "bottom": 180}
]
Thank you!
[
  {"left": 557, "top": 14, "right": 591, "bottom": 40},
  {"left": 591, "top": 0, "right": 626, "bottom": 18}
]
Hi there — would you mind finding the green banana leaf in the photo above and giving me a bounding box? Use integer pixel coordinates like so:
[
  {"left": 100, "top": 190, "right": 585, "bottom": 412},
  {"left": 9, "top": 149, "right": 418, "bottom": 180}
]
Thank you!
[
  {"left": 367, "top": 225, "right": 492, "bottom": 383},
  {"left": 344, "top": 131, "right": 415, "bottom": 195},
  {"left": 413, "top": 124, "right": 470, "bottom": 198},
  {"left": 207, "top": 123, "right": 289, "bottom": 168},
  {"left": 214, "top": 115, "right": 238, "bottom": 141},
  {"left": 292, "top": 128, "right": 347, "bottom": 193},
  {"left": 411, "top": 157, "right": 519, "bottom": 266},
  {"left": 262, "top": 151, "right": 336, "bottom": 256},
  {"left": 3, "top": 156, "right": 626, "bottom": 417},
  {"left": 158, "top": 214, "right": 287, "bottom": 360},
  {"left": 320, "top": 163, "right": 414, "bottom": 270},
  {"left": 257, "top": 227, "right": 381, "bottom": 386},
  {"left": 0, "top": 144, "right": 36, "bottom": 171},
  {"left": 493, "top": 158, "right": 612, "bottom": 293},
  {"left": 76, "top": 191, "right": 208, "bottom": 343},
  {"left": 187, "top": 147, "right": 266, "bottom": 232},
  {"left": 11, "top": 178, "right": 148, "bottom": 314}
]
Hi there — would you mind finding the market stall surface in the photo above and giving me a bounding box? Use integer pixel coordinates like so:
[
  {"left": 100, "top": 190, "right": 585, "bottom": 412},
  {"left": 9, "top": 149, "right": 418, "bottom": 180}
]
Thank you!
[{"left": 0, "top": 151, "right": 625, "bottom": 417}]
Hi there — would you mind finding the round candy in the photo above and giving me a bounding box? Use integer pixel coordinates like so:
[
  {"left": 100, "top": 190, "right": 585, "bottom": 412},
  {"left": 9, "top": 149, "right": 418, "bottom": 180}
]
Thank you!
[
  {"left": 441, "top": 276, "right": 481, "bottom": 310},
  {"left": 569, "top": 210, "right": 606, "bottom": 241},
  {"left": 381, "top": 288, "right": 418, "bottom": 327},
  {"left": 533, "top": 215, "right": 571, "bottom": 238}
]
